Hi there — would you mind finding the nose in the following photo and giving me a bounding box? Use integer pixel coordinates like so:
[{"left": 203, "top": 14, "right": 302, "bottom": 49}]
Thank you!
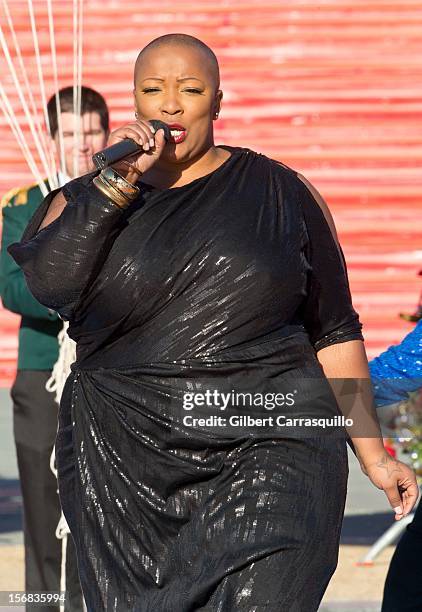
[
  {"left": 78, "top": 135, "right": 90, "bottom": 153},
  {"left": 160, "top": 89, "right": 183, "bottom": 117}
]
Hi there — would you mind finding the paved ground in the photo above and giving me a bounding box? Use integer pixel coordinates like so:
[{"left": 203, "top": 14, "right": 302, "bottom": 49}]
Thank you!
[{"left": 0, "top": 388, "right": 413, "bottom": 610}]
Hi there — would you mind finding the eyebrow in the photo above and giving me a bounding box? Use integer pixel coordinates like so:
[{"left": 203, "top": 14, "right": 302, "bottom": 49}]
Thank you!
[{"left": 141, "top": 77, "right": 205, "bottom": 83}]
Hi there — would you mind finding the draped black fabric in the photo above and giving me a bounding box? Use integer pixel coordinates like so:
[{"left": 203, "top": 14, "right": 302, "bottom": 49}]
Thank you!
[{"left": 8, "top": 146, "right": 363, "bottom": 611}]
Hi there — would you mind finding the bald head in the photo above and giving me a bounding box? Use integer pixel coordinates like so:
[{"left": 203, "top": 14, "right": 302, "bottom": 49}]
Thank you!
[{"left": 134, "top": 33, "right": 220, "bottom": 92}]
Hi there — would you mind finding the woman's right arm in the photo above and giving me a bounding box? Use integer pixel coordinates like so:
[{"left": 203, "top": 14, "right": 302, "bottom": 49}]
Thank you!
[
  {"left": 7, "top": 121, "right": 166, "bottom": 321},
  {"left": 37, "top": 189, "right": 68, "bottom": 231},
  {"left": 7, "top": 173, "right": 126, "bottom": 321}
]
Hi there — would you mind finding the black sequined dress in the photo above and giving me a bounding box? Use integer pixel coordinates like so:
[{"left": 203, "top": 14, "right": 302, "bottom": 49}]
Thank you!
[{"left": 8, "top": 146, "right": 363, "bottom": 612}]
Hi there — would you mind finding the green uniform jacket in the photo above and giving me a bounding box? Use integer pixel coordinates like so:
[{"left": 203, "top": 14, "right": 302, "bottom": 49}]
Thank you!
[{"left": 0, "top": 181, "right": 62, "bottom": 370}]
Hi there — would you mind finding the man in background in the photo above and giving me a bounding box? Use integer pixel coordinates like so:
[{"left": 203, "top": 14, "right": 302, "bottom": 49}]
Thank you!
[{"left": 0, "top": 85, "right": 110, "bottom": 611}]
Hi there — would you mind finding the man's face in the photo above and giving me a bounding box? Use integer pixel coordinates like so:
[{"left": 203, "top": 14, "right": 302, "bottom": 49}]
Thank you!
[{"left": 53, "top": 111, "right": 108, "bottom": 177}]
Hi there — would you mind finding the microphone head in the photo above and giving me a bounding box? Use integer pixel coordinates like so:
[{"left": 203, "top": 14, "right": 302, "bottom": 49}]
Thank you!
[{"left": 149, "top": 120, "right": 172, "bottom": 142}]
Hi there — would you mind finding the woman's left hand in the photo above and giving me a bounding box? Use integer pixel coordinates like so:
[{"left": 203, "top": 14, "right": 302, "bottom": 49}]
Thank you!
[{"left": 362, "top": 451, "right": 419, "bottom": 520}]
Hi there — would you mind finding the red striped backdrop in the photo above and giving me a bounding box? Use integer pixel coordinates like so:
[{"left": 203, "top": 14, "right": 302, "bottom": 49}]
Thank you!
[{"left": 1, "top": 0, "right": 421, "bottom": 386}]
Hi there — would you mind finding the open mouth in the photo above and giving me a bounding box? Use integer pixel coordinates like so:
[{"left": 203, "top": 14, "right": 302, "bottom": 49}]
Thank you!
[{"left": 168, "top": 124, "right": 187, "bottom": 144}]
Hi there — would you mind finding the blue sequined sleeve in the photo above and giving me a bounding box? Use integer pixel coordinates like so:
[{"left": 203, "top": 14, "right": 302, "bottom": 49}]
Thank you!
[{"left": 369, "top": 320, "right": 422, "bottom": 406}]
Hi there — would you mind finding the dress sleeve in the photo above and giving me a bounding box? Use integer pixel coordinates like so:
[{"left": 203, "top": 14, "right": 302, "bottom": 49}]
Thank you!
[
  {"left": 369, "top": 320, "right": 422, "bottom": 406},
  {"left": 296, "top": 173, "right": 364, "bottom": 352},
  {"left": 7, "top": 171, "right": 126, "bottom": 321}
]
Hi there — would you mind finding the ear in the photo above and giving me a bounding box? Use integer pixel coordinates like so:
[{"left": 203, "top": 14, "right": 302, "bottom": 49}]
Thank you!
[
  {"left": 214, "top": 89, "right": 223, "bottom": 115},
  {"left": 133, "top": 89, "right": 140, "bottom": 119}
]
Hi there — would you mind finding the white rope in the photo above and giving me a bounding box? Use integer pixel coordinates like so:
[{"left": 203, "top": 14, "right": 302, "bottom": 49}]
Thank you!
[
  {"left": 46, "top": 322, "right": 77, "bottom": 403},
  {"left": 47, "top": 321, "right": 76, "bottom": 612},
  {"left": 1, "top": 1, "right": 48, "bottom": 163},
  {"left": 72, "top": 0, "right": 80, "bottom": 177},
  {"left": 71, "top": 0, "right": 83, "bottom": 178},
  {"left": 0, "top": 84, "right": 41, "bottom": 183},
  {"left": 0, "top": 83, "right": 49, "bottom": 196},
  {"left": 0, "top": 87, "right": 32, "bottom": 171},
  {"left": 1, "top": 0, "right": 57, "bottom": 190},
  {"left": 46, "top": 0, "right": 65, "bottom": 176},
  {"left": 49, "top": 446, "right": 71, "bottom": 542},
  {"left": 49, "top": 442, "right": 70, "bottom": 612},
  {"left": 46, "top": 322, "right": 76, "bottom": 612},
  {"left": 26, "top": 0, "right": 59, "bottom": 190},
  {"left": 77, "top": 0, "right": 83, "bottom": 125},
  {"left": 0, "top": 22, "right": 55, "bottom": 188},
  {"left": 59, "top": 535, "right": 68, "bottom": 603}
]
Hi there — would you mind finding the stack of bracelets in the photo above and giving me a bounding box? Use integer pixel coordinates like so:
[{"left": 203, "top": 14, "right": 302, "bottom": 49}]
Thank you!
[{"left": 93, "top": 167, "right": 141, "bottom": 209}]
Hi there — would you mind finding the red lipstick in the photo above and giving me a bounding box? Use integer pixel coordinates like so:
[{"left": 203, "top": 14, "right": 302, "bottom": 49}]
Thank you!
[{"left": 166, "top": 123, "right": 187, "bottom": 144}]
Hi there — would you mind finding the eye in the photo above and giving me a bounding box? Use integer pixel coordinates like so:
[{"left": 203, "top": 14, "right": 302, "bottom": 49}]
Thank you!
[{"left": 141, "top": 87, "right": 203, "bottom": 94}]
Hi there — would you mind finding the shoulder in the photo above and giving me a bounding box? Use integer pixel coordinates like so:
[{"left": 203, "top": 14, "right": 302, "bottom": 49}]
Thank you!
[
  {"left": 252, "top": 151, "right": 339, "bottom": 238},
  {"left": 250, "top": 150, "right": 314, "bottom": 194},
  {"left": 294, "top": 172, "right": 339, "bottom": 241},
  {"left": 1, "top": 180, "right": 47, "bottom": 213},
  {"left": 240, "top": 148, "right": 338, "bottom": 234},
  {"left": 247, "top": 149, "right": 299, "bottom": 182}
]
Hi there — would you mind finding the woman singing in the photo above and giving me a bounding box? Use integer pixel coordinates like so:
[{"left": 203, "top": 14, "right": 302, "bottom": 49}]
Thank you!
[{"left": 8, "top": 34, "right": 418, "bottom": 611}]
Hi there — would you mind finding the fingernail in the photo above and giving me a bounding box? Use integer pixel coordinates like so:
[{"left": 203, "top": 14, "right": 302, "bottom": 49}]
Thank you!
[
  {"left": 149, "top": 138, "right": 154, "bottom": 146},
  {"left": 143, "top": 142, "right": 150, "bottom": 150},
  {"left": 150, "top": 125, "right": 156, "bottom": 133},
  {"left": 394, "top": 506, "right": 403, "bottom": 514}
]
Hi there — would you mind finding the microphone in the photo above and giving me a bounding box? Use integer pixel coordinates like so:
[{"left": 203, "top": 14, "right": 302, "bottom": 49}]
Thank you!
[{"left": 92, "top": 120, "right": 172, "bottom": 169}]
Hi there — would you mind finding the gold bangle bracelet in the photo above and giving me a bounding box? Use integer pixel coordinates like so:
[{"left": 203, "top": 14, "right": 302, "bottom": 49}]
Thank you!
[
  {"left": 101, "top": 177, "right": 140, "bottom": 211},
  {"left": 101, "top": 167, "right": 140, "bottom": 200},
  {"left": 99, "top": 170, "right": 140, "bottom": 205},
  {"left": 98, "top": 172, "right": 132, "bottom": 202},
  {"left": 93, "top": 175, "right": 132, "bottom": 209},
  {"left": 96, "top": 176, "right": 131, "bottom": 208}
]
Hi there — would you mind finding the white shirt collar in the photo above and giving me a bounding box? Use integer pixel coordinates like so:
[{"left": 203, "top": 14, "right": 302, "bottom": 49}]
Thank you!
[{"left": 57, "top": 170, "right": 72, "bottom": 187}]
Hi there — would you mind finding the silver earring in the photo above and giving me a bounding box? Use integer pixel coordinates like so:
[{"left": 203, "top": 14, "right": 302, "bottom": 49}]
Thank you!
[
  {"left": 214, "top": 112, "right": 219, "bottom": 119},
  {"left": 135, "top": 111, "right": 139, "bottom": 119}
]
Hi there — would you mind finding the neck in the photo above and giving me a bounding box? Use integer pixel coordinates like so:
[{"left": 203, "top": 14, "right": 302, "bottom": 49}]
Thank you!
[{"left": 141, "top": 145, "right": 228, "bottom": 190}]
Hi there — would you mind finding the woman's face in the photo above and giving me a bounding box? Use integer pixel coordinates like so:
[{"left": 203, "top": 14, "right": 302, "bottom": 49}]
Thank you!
[{"left": 133, "top": 44, "right": 222, "bottom": 165}]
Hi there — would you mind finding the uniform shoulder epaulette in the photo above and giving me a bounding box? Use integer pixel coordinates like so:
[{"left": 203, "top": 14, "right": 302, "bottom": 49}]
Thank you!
[{"left": 1, "top": 180, "right": 46, "bottom": 209}]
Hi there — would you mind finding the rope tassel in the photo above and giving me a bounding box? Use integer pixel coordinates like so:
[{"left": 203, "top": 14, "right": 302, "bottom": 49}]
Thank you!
[
  {"left": 46, "top": 322, "right": 77, "bottom": 404},
  {"left": 47, "top": 323, "right": 77, "bottom": 612}
]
